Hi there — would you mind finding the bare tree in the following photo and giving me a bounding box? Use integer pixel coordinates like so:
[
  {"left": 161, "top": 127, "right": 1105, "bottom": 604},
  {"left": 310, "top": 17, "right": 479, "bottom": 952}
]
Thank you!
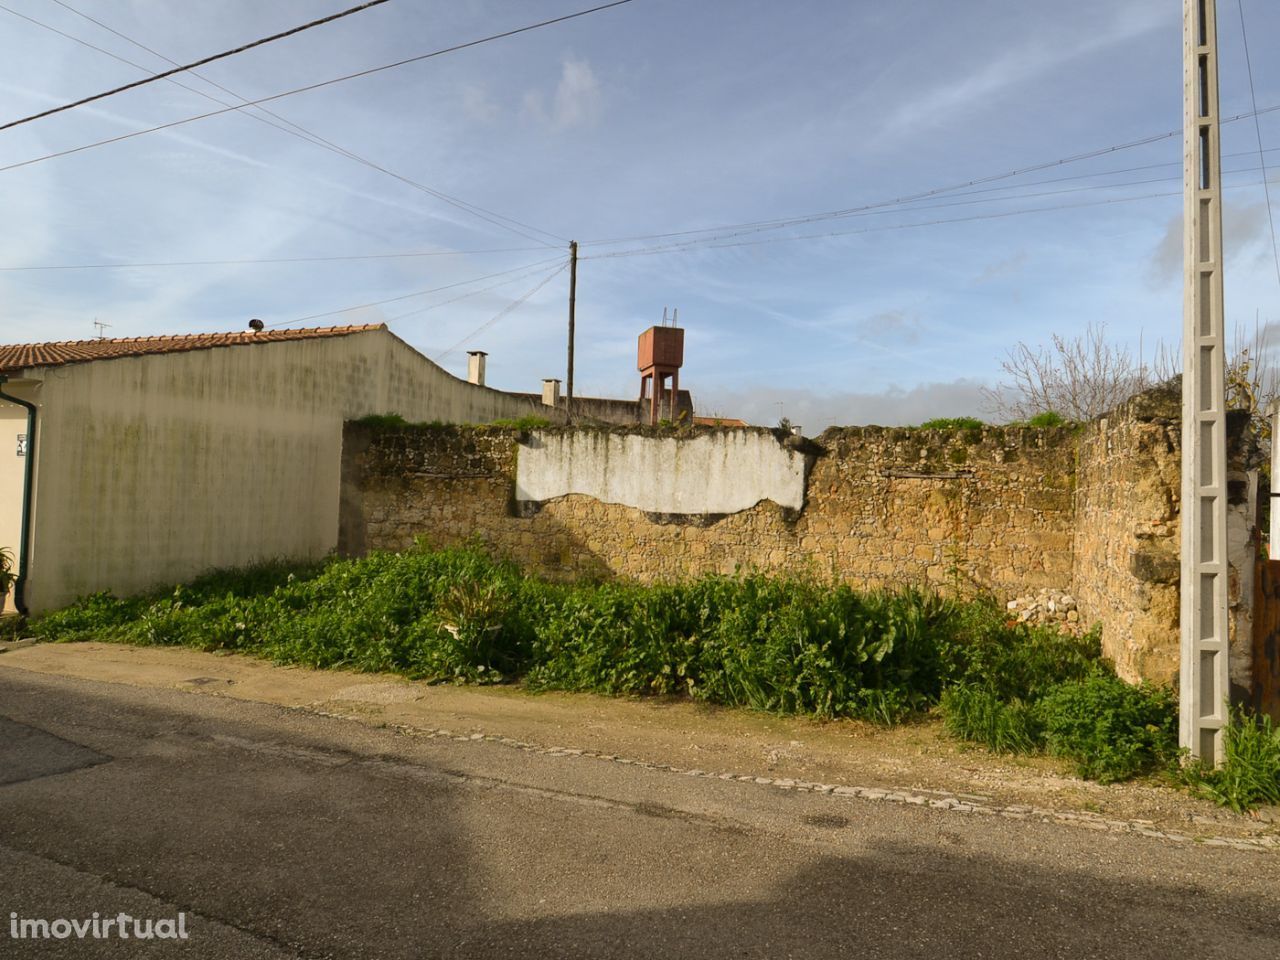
[
  {"left": 984, "top": 320, "right": 1277, "bottom": 432},
  {"left": 981, "top": 323, "right": 1155, "bottom": 422}
]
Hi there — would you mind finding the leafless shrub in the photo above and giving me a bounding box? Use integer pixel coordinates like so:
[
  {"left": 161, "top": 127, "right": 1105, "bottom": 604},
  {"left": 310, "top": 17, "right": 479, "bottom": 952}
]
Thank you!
[
  {"left": 981, "top": 323, "right": 1156, "bottom": 422},
  {"left": 984, "top": 320, "right": 1277, "bottom": 438}
]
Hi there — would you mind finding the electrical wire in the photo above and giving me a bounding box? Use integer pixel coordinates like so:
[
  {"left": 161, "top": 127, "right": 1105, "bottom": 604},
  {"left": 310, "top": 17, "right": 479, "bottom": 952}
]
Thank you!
[
  {"left": 582, "top": 190, "right": 1200, "bottom": 261},
  {"left": 0, "top": 0, "right": 392, "bottom": 131},
  {"left": 576, "top": 104, "right": 1280, "bottom": 252},
  {"left": 1236, "top": 0, "right": 1280, "bottom": 293},
  {"left": 266, "top": 256, "right": 566, "bottom": 327},
  {"left": 386, "top": 261, "right": 569, "bottom": 323},
  {"left": 0, "top": 244, "right": 551, "bottom": 271},
  {"left": 0, "top": 1, "right": 639, "bottom": 177},
  {"left": 7, "top": 0, "right": 563, "bottom": 246},
  {"left": 585, "top": 175, "right": 1280, "bottom": 261},
  {"left": 434, "top": 261, "right": 569, "bottom": 360},
  {"left": 12, "top": 150, "right": 1280, "bottom": 273}
]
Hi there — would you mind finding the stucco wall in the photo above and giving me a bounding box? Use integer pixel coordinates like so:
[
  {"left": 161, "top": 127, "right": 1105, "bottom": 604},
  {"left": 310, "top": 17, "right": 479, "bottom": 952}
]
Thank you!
[
  {"left": 19, "top": 328, "right": 558, "bottom": 612},
  {"left": 515, "top": 430, "right": 808, "bottom": 514}
]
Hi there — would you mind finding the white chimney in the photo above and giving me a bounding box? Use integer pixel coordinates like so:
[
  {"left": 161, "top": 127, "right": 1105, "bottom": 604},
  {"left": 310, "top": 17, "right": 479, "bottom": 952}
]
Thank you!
[
  {"left": 541, "top": 378, "right": 561, "bottom": 407},
  {"left": 467, "top": 350, "right": 487, "bottom": 386}
]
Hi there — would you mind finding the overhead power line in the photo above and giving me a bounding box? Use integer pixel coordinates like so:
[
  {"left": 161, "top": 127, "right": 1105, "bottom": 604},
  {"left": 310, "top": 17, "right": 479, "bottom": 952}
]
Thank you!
[
  {"left": 11, "top": 150, "right": 1280, "bottom": 274},
  {"left": 435, "top": 261, "right": 570, "bottom": 360},
  {"left": 386, "top": 260, "right": 570, "bottom": 324},
  {"left": 0, "top": 0, "right": 393, "bottom": 132},
  {"left": 577, "top": 104, "right": 1280, "bottom": 253},
  {"left": 4, "top": 0, "right": 562, "bottom": 246},
  {"left": 267, "top": 255, "right": 566, "bottom": 327},
  {"left": 0, "top": 0, "right": 639, "bottom": 177},
  {"left": 0, "top": 245, "right": 550, "bottom": 271},
  {"left": 582, "top": 179, "right": 1280, "bottom": 262},
  {"left": 1236, "top": 0, "right": 1280, "bottom": 293}
]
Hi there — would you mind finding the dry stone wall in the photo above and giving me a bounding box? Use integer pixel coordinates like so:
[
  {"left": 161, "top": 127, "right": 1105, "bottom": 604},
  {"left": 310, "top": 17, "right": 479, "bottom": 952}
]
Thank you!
[
  {"left": 338, "top": 394, "right": 1261, "bottom": 688},
  {"left": 340, "top": 420, "right": 1076, "bottom": 598},
  {"left": 1072, "top": 382, "right": 1258, "bottom": 688}
]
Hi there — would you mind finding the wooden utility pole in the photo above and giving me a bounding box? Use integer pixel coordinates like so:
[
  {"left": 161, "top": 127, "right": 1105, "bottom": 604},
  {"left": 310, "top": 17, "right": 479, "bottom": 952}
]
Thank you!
[
  {"left": 567, "top": 240, "right": 577, "bottom": 423},
  {"left": 1181, "top": 0, "right": 1230, "bottom": 765}
]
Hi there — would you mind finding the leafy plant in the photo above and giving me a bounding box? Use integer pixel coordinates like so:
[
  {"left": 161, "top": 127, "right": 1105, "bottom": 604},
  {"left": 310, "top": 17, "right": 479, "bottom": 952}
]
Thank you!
[
  {"left": 487, "top": 416, "right": 551, "bottom": 429},
  {"left": 24, "top": 543, "right": 1187, "bottom": 790},
  {"left": 1037, "top": 675, "right": 1177, "bottom": 783},
  {"left": 1186, "top": 709, "right": 1280, "bottom": 812},
  {"left": 1026, "top": 411, "right": 1066, "bottom": 428}
]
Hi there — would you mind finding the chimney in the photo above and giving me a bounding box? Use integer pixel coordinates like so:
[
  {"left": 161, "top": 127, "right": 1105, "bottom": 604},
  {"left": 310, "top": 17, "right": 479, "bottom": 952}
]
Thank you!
[
  {"left": 467, "top": 350, "right": 487, "bottom": 386},
  {"left": 541, "top": 378, "right": 561, "bottom": 407}
]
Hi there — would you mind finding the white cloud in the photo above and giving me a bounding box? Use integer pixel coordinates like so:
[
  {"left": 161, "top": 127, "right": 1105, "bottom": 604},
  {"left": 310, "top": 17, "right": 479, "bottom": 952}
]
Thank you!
[
  {"left": 524, "top": 59, "right": 603, "bottom": 130},
  {"left": 875, "top": 4, "right": 1165, "bottom": 144},
  {"left": 1148, "top": 202, "right": 1273, "bottom": 286}
]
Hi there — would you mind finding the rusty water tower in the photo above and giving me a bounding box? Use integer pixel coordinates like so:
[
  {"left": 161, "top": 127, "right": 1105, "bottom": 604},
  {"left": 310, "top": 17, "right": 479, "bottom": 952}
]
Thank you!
[{"left": 637, "top": 308, "right": 684, "bottom": 425}]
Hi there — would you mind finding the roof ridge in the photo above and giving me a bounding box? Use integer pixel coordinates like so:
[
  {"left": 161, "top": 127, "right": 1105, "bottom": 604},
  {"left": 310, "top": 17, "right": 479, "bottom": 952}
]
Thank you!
[
  {"left": 0, "top": 323, "right": 390, "bottom": 375},
  {"left": 1, "top": 322, "right": 387, "bottom": 351}
]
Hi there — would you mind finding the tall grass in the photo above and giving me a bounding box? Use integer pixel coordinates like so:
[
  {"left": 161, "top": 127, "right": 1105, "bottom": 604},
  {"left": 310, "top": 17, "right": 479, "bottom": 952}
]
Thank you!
[{"left": 1186, "top": 709, "right": 1280, "bottom": 812}]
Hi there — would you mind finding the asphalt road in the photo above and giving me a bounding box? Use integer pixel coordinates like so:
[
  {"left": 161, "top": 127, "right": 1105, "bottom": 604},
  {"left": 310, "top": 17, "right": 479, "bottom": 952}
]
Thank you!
[{"left": 0, "top": 668, "right": 1277, "bottom": 959}]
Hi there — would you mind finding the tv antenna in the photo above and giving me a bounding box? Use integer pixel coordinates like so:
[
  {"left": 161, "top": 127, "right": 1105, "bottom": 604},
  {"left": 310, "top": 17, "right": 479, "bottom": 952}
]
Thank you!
[{"left": 92, "top": 319, "right": 112, "bottom": 339}]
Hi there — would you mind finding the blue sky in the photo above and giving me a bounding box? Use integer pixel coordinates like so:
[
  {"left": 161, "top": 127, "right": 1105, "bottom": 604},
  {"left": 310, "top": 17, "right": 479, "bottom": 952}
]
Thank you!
[{"left": 2, "top": 0, "right": 1279, "bottom": 427}]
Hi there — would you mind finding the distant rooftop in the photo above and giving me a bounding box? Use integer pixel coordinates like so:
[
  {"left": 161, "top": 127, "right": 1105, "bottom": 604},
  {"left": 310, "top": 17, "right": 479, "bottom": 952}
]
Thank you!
[{"left": 0, "top": 324, "right": 387, "bottom": 375}]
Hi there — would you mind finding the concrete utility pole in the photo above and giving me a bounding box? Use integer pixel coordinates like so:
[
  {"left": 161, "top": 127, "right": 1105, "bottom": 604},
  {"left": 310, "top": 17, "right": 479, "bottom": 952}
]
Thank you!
[{"left": 1181, "top": 0, "right": 1230, "bottom": 765}]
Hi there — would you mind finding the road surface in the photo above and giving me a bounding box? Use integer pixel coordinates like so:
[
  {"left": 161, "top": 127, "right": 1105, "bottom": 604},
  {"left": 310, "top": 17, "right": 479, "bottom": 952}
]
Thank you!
[{"left": 1, "top": 663, "right": 1277, "bottom": 958}]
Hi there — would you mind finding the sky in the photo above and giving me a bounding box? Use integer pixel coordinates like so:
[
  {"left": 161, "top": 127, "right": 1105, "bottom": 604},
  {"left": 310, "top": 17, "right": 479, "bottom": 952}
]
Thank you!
[{"left": 1, "top": 0, "right": 1279, "bottom": 428}]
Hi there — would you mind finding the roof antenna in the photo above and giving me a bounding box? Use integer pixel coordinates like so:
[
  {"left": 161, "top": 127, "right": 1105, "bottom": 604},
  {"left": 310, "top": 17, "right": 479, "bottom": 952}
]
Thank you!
[{"left": 92, "top": 318, "right": 111, "bottom": 339}]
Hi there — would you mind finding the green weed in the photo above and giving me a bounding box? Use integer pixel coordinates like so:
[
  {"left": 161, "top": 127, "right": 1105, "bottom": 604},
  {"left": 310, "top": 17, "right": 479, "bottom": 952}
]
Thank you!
[{"left": 1186, "top": 709, "right": 1280, "bottom": 812}]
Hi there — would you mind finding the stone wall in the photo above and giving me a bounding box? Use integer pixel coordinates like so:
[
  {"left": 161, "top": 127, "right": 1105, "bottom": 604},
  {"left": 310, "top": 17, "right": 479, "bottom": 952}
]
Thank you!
[
  {"left": 338, "top": 394, "right": 1262, "bottom": 688},
  {"left": 1072, "top": 382, "right": 1258, "bottom": 687},
  {"left": 340, "top": 420, "right": 1077, "bottom": 600}
]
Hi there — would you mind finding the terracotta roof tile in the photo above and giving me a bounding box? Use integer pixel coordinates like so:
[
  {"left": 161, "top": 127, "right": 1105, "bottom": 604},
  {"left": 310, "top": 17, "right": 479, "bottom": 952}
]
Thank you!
[{"left": 0, "top": 324, "right": 387, "bottom": 375}]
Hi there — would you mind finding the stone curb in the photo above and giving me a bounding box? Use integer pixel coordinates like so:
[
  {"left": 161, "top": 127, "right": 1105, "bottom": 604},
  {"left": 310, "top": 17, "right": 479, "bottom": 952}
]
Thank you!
[{"left": 299, "top": 705, "right": 1279, "bottom": 855}]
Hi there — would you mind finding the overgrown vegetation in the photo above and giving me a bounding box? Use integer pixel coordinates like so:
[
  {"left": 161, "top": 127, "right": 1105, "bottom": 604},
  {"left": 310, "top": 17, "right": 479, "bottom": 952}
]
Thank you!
[
  {"left": 25, "top": 543, "right": 1280, "bottom": 805},
  {"left": 1025, "top": 411, "right": 1066, "bottom": 428},
  {"left": 917, "top": 417, "right": 985, "bottom": 431},
  {"left": 487, "top": 415, "right": 552, "bottom": 429},
  {"left": 939, "top": 619, "right": 1180, "bottom": 783},
  {"left": 1184, "top": 709, "right": 1280, "bottom": 812}
]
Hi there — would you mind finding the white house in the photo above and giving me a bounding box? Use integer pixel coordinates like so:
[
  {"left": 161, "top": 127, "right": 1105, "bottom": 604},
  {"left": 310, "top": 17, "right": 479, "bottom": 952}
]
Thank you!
[{"left": 0, "top": 323, "right": 557, "bottom": 614}]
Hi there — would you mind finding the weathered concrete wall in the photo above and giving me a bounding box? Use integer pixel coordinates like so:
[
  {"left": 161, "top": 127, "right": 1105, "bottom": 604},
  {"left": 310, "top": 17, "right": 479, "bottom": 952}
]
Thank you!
[
  {"left": 17, "top": 328, "right": 560, "bottom": 613},
  {"left": 1072, "top": 383, "right": 1258, "bottom": 687},
  {"left": 341, "top": 422, "right": 1077, "bottom": 600},
  {"left": 515, "top": 430, "right": 808, "bottom": 514}
]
